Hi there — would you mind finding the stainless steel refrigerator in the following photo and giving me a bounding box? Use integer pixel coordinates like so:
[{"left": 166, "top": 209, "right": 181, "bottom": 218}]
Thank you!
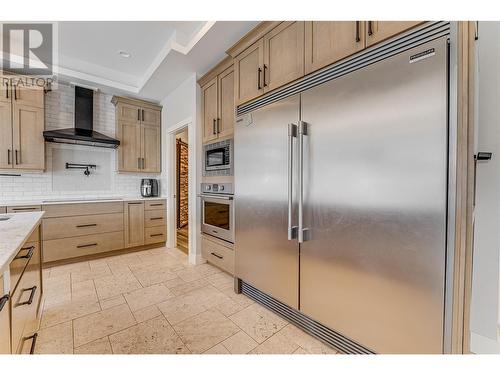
[{"left": 235, "top": 37, "right": 448, "bottom": 354}]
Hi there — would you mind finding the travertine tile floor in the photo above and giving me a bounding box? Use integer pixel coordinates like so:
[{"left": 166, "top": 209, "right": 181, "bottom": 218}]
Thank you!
[{"left": 36, "top": 246, "right": 338, "bottom": 354}]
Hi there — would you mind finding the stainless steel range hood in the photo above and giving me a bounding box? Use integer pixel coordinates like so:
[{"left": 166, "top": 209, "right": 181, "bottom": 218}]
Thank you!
[{"left": 43, "top": 86, "right": 120, "bottom": 148}]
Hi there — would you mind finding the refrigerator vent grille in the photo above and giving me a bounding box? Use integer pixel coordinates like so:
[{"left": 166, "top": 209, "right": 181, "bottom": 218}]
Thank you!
[
  {"left": 237, "top": 21, "right": 450, "bottom": 116},
  {"left": 241, "top": 281, "right": 375, "bottom": 354}
]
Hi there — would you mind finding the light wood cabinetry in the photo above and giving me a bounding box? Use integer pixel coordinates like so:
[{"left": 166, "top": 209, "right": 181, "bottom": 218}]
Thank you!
[
  {"left": 234, "top": 39, "right": 264, "bottom": 105},
  {"left": 201, "top": 235, "right": 234, "bottom": 275},
  {"left": 0, "top": 275, "right": 10, "bottom": 354},
  {"left": 263, "top": 21, "right": 305, "bottom": 92},
  {"left": 42, "top": 212, "right": 124, "bottom": 240},
  {"left": 366, "top": 21, "right": 422, "bottom": 47},
  {"left": 144, "top": 200, "right": 167, "bottom": 244},
  {"left": 200, "top": 57, "right": 235, "bottom": 143},
  {"left": 305, "top": 21, "right": 365, "bottom": 74},
  {"left": 9, "top": 224, "right": 42, "bottom": 354},
  {"left": 0, "top": 73, "right": 45, "bottom": 171},
  {"left": 0, "top": 206, "right": 6, "bottom": 214},
  {"left": 124, "top": 201, "right": 145, "bottom": 248},
  {"left": 112, "top": 96, "right": 162, "bottom": 173}
]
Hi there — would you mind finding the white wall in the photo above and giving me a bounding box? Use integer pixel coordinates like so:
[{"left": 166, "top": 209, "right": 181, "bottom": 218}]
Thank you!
[
  {"left": 0, "top": 82, "right": 160, "bottom": 203},
  {"left": 470, "top": 21, "right": 500, "bottom": 354},
  {"left": 161, "top": 74, "right": 202, "bottom": 265}
]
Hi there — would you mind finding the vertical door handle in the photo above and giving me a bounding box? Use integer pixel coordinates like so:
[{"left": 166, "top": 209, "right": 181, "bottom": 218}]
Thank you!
[
  {"left": 213, "top": 118, "right": 216, "bottom": 135},
  {"left": 142, "top": 158, "right": 145, "bottom": 169},
  {"left": 257, "top": 68, "right": 262, "bottom": 90},
  {"left": 298, "top": 121, "right": 309, "bottom": 243},
  {"left": 355, "top": 21, "right": 361, "bottom": 42},
  {"left": 367, "top": 21, "right": 373, "bottom": 36},
  {"left": 263, "top": 65, "right": 268, "bottom": 87},
  {"left": 138, "top": 109, "right": 140, "bottom": 121},
  {"left": 7, "top": 150, "right": 11, "bottom": 165},
  {"left": 14, "top": 85, "right": 17, "bottom": 100},
  {"left": 15, "top": 150, "right": 19, "bottom": 165},
  {"left": 5, "top": 83, "right": 8, "bottom": 99},
  {"left": 142, "top": 109, "right": 145, "bottom": 121},
  {"left": 217, "top": 118, "right": 220, "bottom": 134},
  {"left": 26, "top": 333, "right": 38, "bottom": 354},
  {"left": 138, "top": 157, "right": 141, "bottom": 169},
  {"left": 287, "top": 123, "right": 298, "bottom": 240}
]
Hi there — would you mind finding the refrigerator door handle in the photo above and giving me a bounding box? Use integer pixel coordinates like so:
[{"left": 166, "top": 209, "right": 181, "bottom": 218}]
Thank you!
[
  {"left": 298, "top": 121, "right": 309, "bottom": 243},
  {"left": 287, "top": 123, "right": 298, "bottom": 240}
]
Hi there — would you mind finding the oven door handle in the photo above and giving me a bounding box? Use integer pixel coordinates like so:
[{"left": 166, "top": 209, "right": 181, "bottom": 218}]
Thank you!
[{"left": 199, "top": 194, "right": 233, "bottom": 200}]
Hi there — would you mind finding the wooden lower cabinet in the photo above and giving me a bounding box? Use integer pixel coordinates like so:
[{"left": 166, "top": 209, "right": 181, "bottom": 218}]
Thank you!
[
  {"left": 43, "top": 231, "right": 124, "bottom": 262},
  {"left": 366, "top": 21, "right": 422, "bottom": 47},
  {"left": 305, "top": 21, "right": 365, "bottom": 74},
  {"left": 124, "top": 201, "right": 145, "bottom": 248},
  {"left": 42, "top": 212, "right": 124, "bottom": 240},
  {"left": 145, "top": 226, "right": 167, "bottom": 245},
  {"left": 9, "top": 224, "right": 42, "bottom": 354},
  {"left": 201, "top": 236, "right": 234, "bottom": 275},
  {"left": 7, "top": 205, "right": 41, "bottom": 213},
  {"left": 0, "top": 275, "right": 10, "bottom": 354}
]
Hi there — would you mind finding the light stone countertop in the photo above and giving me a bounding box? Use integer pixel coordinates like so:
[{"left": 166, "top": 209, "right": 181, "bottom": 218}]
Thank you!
[
  {"left": 0, "top": 196, "right": 166, "bottom": 207},
  {"left": 0, "top": 211, "right": 44, "bottom": 276}
]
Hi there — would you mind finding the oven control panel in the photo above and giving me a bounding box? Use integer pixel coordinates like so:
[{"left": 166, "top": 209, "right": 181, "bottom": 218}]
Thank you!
[{"left": 201, "top": 183, "right": 233, "bottom": 195}]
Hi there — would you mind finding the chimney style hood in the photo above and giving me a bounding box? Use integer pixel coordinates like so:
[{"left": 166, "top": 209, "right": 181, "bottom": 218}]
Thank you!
[{"left": 43, "top": 86, "right": 120, "bottom": 148}]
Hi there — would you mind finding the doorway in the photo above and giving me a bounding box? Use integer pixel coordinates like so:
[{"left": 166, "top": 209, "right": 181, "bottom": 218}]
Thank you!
[{"left": 175, "top": 128, "right": 189, "bottom": 253}]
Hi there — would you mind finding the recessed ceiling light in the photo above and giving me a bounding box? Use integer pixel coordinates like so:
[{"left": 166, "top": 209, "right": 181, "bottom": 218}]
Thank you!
[{"left": 118, "top": 51, "right": 131, "bottom": 58}]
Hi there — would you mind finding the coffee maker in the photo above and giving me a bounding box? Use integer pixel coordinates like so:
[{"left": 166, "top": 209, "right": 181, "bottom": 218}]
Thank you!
[{"left": 140, "top": 179, "right": 159, "bottom": 197}]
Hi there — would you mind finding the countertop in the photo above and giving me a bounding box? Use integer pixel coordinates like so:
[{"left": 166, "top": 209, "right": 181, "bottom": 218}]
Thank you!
[
  {"left": 0, "top": 196, "right": 166, "bottom": 207},
  {"left": 0, "top": 211, "right": 44, "bottom": 275}
]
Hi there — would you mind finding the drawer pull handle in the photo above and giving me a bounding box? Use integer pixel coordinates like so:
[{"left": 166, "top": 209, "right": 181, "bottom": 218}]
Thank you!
[
  {"left": 211, "top": 252, "right": 223, "bottom": 260},
  {"left": 0, "top": 294, "right": 9, "bottom": 312},
  {"left": 76, "top": 223, "right": 97, "bottom": 228},
  {"left": 150, "top": 203, "right": 163, "bottom": 207},
  {"left": 25, "top": 333, "right": 38, "bottom": 354},
  {"left": 11, "top": 207, "right": 38, "bottom": 211},
  {"left": 77, "top": 243, "right": 97, "bottom": 248},
  {"left": 150, "top": 217, "right": 163, "bottom": 220},
  {"left": 128, "top": 202, "right": 142, "bottom": 205},
  {"left": 15, "top": 246, "right": 35, "bottom": 260},
  {"left": 19, "top": 286, "right": 37, "bottom": 306},
  {"left": 150, "top": 233, "right": 163, "bottom": 237}
]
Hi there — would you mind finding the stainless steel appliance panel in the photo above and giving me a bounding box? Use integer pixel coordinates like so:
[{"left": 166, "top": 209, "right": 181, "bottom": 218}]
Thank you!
[
  {"left": 235, "top": 95, "right": 300, "bottom": 309},
  {"left": 299, "top": 38, "right": 448, "bottom": 353},
  {"left": 201, "top": 194, "right": 234, "bottom": 243}
]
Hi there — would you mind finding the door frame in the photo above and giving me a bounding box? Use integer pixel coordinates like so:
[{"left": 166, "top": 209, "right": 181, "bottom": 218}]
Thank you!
[{"left": 166, "top": 117, "right": 198, "bottom": 264}]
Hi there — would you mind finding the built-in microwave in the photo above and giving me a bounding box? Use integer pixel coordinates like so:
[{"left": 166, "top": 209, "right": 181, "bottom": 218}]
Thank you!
[{"left": 203, "top": 139, "right": 232, "bottom": 174}]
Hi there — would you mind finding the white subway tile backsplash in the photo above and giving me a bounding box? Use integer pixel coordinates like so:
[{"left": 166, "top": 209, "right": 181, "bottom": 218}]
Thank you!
[{"left": 0, "top": 83, "right": 161, "bottom": 202}]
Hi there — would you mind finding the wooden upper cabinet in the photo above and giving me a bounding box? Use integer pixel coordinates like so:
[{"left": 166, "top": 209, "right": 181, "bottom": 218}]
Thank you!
[
  {"left": 118, "top": 121, "right": 141, "bottom": 172},
  {"left": 12, "top": 104, "right": 44, "bottom": 170},
  {"left": 234, "top": 39, "right": 264, "bottom": 106},
  {"left": 141, "top": 108, "right": 161, "bottom": 127},
  {"left": 117, "top": 102, "right": 141, "bottom": 123},
  {"left": 305, "top": 21, "right": 365, "bottom": 74},
  {"left": 202, "top": 78, "right": 219, "bottom": 143},
  {"left": 263, "top": 21, "right": 305, "bottom": 92},
  {"left": 141, "top": 124, "right": 161, "bottom": 173},
  {"left": 0, "top": 101, "right": 13, "bottom": 169},
  {"left": 366, "top": 21, "right": 422, "bottom": 47},
  {"left": 113, "top": 96, "right": 162, "bottom": 173},
  {"left": 217, "top": 66, "right": 235, "bottom": 139},
  {"left": 12, "top": 84, "right": 44, "bottom": 109}
]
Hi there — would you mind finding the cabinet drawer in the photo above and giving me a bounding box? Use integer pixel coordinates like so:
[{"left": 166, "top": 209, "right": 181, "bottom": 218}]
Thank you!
[
  {"left": 0, "top": 276, "right": 11, "bottom": 354},
  {"left": 11, "top": 245, "right": 42, "bottom": 354},
  {"left": 10, "top": 241, "right": 39, "bottom": 294},
  {"left": 7, "top": 205, "right": 41, "bottom": 213},
  {"left": 144, "top": 226, "right": 166, "bottom": 245},
  {"left": 42, "top": 212, "right": 124, "bottom": 240},
  {"left": 144, "top": 209, "right": 166, "bottom": 228},
  {"left": 201, "top": 237, "right": 234, "bottom": 275},
  {"left": 42, "top": 201, "right": 124, "bottom": 218},
  {"left": 43, "top": 231, "right": 124, "bottom": 262},
  {"left": 144, "top": 200, "right": 166, "bottom": 211}
]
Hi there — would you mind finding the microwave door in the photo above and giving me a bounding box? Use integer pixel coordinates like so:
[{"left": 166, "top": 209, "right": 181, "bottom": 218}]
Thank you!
[{"left": 206, "top": 149, "right": 225, "bottom": 169}]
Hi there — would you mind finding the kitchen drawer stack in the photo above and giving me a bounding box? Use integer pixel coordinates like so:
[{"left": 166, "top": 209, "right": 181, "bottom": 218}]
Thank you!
[
  {"left": 9, "top": 225, "right": 42, "bottom": 354},
  {"left": 201, "top": 235, "right": 234, "bottom": 275},
  {"left": 144, "top": 200, "right": 167, "bottom": 244},
  {"left": 42, "top": 202, "right": 124, "bottom": 263}
]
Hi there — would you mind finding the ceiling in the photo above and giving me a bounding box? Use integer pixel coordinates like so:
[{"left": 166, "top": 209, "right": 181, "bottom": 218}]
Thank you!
[{"left": 55, "top": 21, "right": 259, "bottom": 101}]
